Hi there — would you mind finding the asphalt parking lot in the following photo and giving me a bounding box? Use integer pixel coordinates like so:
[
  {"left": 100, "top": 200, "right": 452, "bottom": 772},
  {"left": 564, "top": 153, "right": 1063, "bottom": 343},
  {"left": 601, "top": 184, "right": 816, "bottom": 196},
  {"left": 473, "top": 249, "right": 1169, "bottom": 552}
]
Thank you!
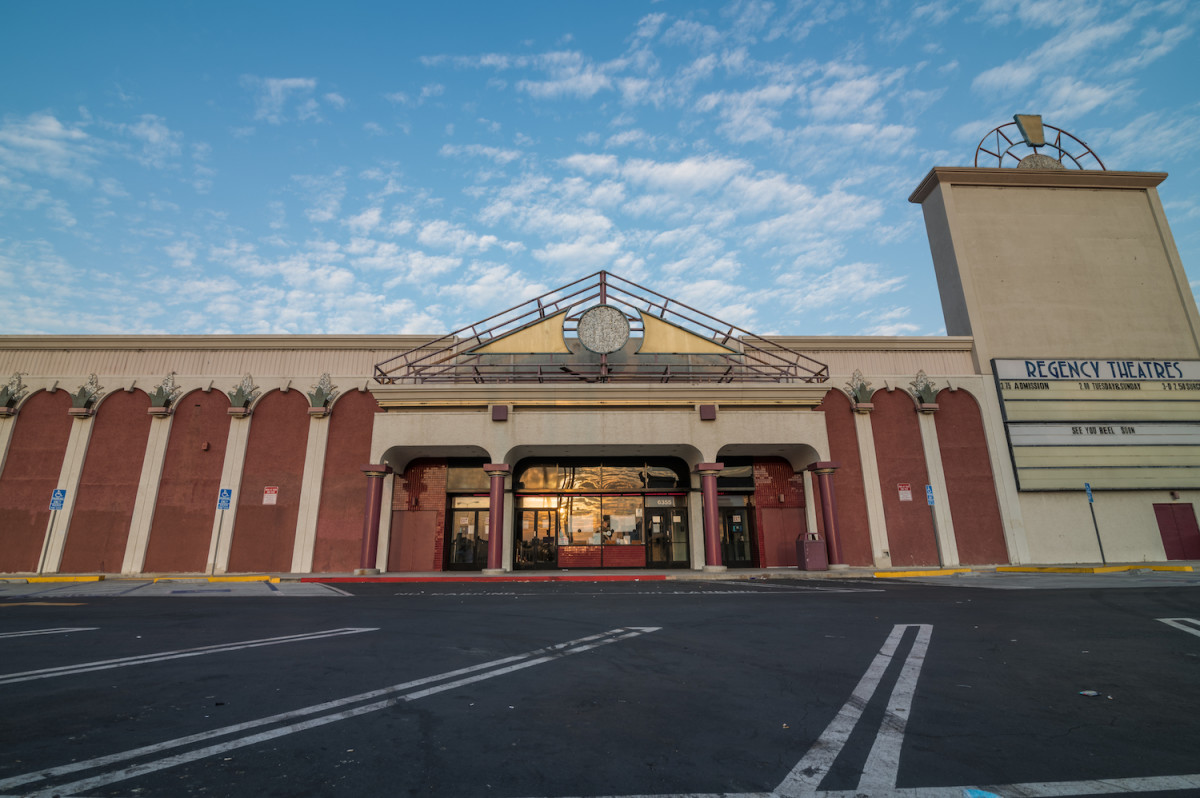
[{"left": 2, "top": 577, "right": 1200, "bottom": 797}]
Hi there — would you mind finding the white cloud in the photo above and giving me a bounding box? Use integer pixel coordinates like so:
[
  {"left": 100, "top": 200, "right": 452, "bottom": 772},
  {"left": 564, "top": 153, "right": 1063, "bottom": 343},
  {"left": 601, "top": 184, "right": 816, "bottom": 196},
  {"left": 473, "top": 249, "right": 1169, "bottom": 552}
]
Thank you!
[
  {"left": 533, "top": 238, "right": 623, "bottom": 269},
  {"left": 344, "top": 206, "right": 383, "bottom": 235},
  {"left": 972, "top": 15, "right": 1136, "bottom": 96},
  {"left": 164, "top": 240, "right": 197, "bottom": 268},
  {"left": 515, "top": 51, "right": 614, "bottom": 99},
  {"left": 783, "top": 262, "right": 905, "bottom": 308},
  {"left": 621, "top": 155, "right": 749, "bottom": 194},
  {"left": 292, "top": 170, "right": 346, "bottom": 223},
  {"left": 241, "top": 76, "right": 318, "bottom": 124},
  {"left": 561, "top": 153, "right": 619, "bottom": 176},
  {"left": 126, "top": 114, "right": 182, "bottom": 168},
  {"left": 417, "top": 219, "right": 522, "bottom": 254},
  {"left": 440, "top": 143, "right": 522, "bottom": 164},
  {"left": 437, "top": 263, "right": 548, "bottom": 308},
  {"left": 0, "top": 113, "right": 98, "bottom": 185},
  {"left": 1105, "top": 24, "right": 1192, "bottom": 74}
]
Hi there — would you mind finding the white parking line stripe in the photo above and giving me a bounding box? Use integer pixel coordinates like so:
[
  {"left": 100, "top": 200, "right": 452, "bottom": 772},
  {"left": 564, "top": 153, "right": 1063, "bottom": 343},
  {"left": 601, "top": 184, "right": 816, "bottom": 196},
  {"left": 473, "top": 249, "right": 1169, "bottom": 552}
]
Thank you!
[
  {"left": 856, "top": 623, "right": 932, "bottom": 792},
  {"left": 0, "top": 627, "right": 376, "bottom": 686},
  {"left": 1158, "top": 617, "right": 1200, "bottom": 639},
  {"left": 0, "top": 627, "right": 656, "bottom": 795},
  {"left": 0, "top": 627, "right": 98, "bottom": 639},
  {"left": 774, "top": 623, "right": 912, "bottom": 796}
]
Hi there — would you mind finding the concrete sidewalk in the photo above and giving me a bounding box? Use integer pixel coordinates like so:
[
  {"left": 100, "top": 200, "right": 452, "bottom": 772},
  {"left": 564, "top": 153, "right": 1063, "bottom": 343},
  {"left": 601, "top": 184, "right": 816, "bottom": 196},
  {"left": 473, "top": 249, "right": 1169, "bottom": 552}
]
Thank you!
[{"left": 2, "top": 561, "right": 1195, "bottom": 586}]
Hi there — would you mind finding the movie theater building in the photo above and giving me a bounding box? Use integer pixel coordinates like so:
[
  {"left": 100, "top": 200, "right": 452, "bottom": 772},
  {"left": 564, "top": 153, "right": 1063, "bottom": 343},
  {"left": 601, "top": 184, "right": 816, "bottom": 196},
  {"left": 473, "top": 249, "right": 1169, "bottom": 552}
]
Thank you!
[{"left": 2, "top": 157, "right": 1199, "bottom": 576}]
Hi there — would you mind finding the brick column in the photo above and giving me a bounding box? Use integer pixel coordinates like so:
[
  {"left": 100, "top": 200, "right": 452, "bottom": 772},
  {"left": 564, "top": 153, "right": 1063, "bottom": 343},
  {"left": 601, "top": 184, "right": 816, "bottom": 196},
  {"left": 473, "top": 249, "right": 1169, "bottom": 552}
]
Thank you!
[
  {"left": 809, "top": 461, "right": 844, "bottom": 567},
  {"left": 696, "top": 462, "right": 724, "bottom": 572},
  {"left": 357, "top": 464, "right": 392, "bottom": 574},
  {"left": 483, "top": 464, "right": 510, "bottom": 573}
]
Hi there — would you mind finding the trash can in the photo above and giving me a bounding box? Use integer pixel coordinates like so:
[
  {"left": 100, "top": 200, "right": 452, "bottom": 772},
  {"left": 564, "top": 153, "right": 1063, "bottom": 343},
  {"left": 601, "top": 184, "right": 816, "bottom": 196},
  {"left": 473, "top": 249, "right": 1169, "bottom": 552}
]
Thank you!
[{"left": 796, "top": 532, "right": 828, "bottom": 571}]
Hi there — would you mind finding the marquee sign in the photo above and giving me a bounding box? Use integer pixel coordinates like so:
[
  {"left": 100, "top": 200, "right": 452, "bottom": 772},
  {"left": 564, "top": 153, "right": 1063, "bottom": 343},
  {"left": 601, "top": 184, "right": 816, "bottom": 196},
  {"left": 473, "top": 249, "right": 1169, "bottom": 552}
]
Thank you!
[{"left": 994, "top": 358, "right": 1200, "bottom": 491}]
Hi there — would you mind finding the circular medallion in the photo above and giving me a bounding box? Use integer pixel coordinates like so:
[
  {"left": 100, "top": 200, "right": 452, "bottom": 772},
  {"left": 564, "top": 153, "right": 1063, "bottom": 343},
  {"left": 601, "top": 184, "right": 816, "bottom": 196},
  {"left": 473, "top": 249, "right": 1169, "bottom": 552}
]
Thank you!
[{"left": 577, "top": 305, "right": 630, "bottom": 354}]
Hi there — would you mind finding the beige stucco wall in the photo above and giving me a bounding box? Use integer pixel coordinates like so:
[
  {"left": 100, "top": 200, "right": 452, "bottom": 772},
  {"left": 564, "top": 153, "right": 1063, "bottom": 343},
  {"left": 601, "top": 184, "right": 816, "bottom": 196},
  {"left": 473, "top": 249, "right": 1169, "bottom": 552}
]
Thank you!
[
  {"left": 1018, "top": 490, "right": 1200, "bottom": 564},
  {"left": 912, "top": 169, "right": 1200, "bottom": 373},
  {"left": 370, "top": 402, "right": 831, "bottom": 470}
]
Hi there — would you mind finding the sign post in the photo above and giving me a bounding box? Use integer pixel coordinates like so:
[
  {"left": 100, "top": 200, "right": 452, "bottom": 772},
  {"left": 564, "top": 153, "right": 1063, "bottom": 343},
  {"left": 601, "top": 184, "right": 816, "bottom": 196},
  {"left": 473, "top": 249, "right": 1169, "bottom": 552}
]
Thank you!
[
  {"left": 926, "top": 484, "right": 944, "bottom": 568},
  {"left": 38, "top": 490, "right": 68, "bottom": 574},
  {"left": 1085, "top": 482, "right": 1106, "bottom": 564},
  {"left": 211, "top": 489, "right": 233, "bottom": 575}
]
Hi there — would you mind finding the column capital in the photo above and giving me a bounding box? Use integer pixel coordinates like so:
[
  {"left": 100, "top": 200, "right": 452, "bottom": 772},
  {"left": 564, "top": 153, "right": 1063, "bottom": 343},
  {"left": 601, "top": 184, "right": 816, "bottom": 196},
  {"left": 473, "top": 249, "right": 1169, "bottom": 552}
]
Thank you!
[
  {"left": 483, "top": 463, "right": 510, "bottom": 475},
  {"left": 695, "top": 462, "right": 724, "bottom": 474},
  {"left": 807, "top": 461, "right": 840, "bottom": 474},
  {"left": 360, "top": 463, "right": 393, "bottom": 477}
]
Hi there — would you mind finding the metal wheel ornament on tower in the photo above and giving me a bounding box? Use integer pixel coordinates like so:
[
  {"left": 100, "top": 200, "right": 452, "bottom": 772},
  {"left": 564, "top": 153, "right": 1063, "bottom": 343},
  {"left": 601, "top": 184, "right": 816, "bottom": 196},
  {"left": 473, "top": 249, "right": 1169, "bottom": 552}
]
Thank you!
[{"left": 975, "top": 114, "right": 1106, "bottom": 170}]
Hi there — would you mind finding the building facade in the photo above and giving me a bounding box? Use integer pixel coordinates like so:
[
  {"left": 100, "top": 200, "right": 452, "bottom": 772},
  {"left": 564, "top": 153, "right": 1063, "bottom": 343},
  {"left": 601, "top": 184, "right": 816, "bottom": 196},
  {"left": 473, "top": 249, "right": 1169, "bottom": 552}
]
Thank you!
[{"left": 1, "top": 166, "right": 1197, "bottom": 575}]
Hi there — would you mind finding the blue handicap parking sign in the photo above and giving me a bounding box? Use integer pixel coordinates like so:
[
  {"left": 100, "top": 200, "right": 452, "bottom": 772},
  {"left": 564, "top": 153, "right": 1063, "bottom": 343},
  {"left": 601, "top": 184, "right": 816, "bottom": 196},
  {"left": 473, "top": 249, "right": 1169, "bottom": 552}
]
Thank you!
[
  {"left": 925, "top": 485, "right": 935, "bottom": 506},
  {"left": 50, "top": 489, "right": 66, "bottom": 511},
  {"left": 218, "top": 488, "right": 232, "bottom": 510}
]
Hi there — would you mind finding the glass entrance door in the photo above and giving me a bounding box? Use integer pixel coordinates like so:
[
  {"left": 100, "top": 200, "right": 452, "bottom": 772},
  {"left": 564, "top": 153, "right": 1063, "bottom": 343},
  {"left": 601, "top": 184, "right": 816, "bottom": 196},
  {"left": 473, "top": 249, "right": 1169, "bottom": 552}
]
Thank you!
[
  {"left": 516, "top": 509, "right": 559, "bottom": 570},
  {"left": 719, "top": 506, "right": 755, "bottom": 568},
  {"left": 645, "top": 506, "right": 689, "bottom": 567},
  {"left": 447, "top": 509, "right": 488, "bottom": 570}
]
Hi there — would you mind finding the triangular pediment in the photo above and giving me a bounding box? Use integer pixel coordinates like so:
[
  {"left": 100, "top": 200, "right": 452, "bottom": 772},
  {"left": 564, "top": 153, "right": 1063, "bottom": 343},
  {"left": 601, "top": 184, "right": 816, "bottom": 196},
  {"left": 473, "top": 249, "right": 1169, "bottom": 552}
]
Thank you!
[
  {"left": 374, "top": 271, "right": 828, "bottom": 385},
  {"left": 638, "top": 312, "right": 736, "bottom": 355},
  {"left": 468, "top": 311, "right": 571, "bottom": 354}
]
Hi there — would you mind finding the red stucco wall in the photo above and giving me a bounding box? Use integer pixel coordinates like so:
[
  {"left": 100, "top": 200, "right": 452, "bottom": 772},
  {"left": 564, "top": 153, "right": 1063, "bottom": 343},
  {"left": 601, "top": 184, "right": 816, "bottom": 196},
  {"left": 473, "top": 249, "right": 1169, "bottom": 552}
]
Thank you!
[
  {"left": 0, "top": 390, "right": 73, "bottom": 572},
  {"left": 935, "top": 389, "right": 1009, "bottom": 564},
  {"left": 871, "top": 390, "right": 940, "bottom": 567},
  {"left": 60, "top": 390, "right": 152, "bottom": 573},
  {"left": 311, "top": 391, "right": 381, "bottom": 572},
  {"left": 818, "top": 389, "right": 874, "bottom": 566},
  {"left": 391, "top": 459, "right": 447, "bottom": 571},
  {"left": 753, "top": 457, "right": 806, "bottom": 567},
  {"left": 227, "top": 390, "right": 310, "bottom": 573},
  {"left": 144, "top": 390, "right": 231, "bottom": 572}
]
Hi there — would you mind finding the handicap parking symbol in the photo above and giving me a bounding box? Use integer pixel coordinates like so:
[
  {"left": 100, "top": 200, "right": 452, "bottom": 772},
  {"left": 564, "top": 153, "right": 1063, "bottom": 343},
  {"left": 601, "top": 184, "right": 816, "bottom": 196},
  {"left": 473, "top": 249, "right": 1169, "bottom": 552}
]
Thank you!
[
  {"left": 217, "top": 488, "right": 232, "bottom": 510},
  {"left": 50, "top": 489, "right": 66, "bottom": 511}
]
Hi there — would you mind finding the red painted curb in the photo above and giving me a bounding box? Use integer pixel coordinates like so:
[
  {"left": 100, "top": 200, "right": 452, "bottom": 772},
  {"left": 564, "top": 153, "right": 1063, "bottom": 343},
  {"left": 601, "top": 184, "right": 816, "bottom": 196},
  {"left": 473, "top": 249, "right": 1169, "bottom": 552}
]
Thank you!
[{"left": 299, "top": 574, "right": 670, "bottom": 583}]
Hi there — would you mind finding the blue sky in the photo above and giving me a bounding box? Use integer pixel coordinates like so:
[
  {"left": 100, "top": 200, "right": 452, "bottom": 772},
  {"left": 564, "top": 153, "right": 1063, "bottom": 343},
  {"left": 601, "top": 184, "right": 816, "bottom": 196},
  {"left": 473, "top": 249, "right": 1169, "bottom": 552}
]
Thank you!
[{"left": 1, "top": 0, "right": 1197, "bottom": 336}]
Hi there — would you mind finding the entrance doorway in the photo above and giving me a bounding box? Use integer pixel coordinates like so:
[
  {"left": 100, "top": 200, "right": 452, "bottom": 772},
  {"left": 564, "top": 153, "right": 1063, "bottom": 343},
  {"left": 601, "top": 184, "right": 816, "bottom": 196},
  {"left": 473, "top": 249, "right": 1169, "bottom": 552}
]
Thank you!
[
  {"left": 513, "top": 458, "right": 692, "bottom": 569},
  {"left": 645, "top": 497, "right": 689, "bottom": 567},
  {"left": 719, "top": 503, "right": 755, "bottom": 567},
  {"left": 446, "top": 497, "right": 489, "bottom": 570},
  {"left": 517, "top": 509, "right": 559, "bottom": 569}
]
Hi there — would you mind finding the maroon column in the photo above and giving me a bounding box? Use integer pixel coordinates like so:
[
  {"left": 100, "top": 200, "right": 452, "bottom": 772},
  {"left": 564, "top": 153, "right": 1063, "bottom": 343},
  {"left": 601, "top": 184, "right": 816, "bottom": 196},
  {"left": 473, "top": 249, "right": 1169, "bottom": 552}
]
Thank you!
[
  {"left": 358, "top": 464, "right": 392, "bottom": 573},
  {"left": 483, "top": 464, "right": 510, "bottom": 572},
  {"left": 695, "top": 462, "right": 724, "bottom": 570},
  {"left": 808, "top": 461, "right": 843, "bottom": 566}
]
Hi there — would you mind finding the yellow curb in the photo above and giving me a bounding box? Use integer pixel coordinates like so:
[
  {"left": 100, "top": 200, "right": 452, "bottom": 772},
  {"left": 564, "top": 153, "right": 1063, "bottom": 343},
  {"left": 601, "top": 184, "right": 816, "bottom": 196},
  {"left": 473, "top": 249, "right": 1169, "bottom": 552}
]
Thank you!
[
  {"left": 874, "top": 568, "right": 972, "bottom": 578},
  {"left": 26, "top": 575, "right": 105, "bottom": 583},
  {"left": 997, "top": 566, "right": 1126, "bottom": 574},
  {"left": 1, "top": 602, "right": 87, "bottom": 606},
  {"left": 997, "top": 565, "right": 1194, "bottom": 574},
  {"left": 269, "top": 577, "right": 281, "bottom": 583},
  {"left": 207, "top": 575, "right": 272, "bottom": 582}
]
